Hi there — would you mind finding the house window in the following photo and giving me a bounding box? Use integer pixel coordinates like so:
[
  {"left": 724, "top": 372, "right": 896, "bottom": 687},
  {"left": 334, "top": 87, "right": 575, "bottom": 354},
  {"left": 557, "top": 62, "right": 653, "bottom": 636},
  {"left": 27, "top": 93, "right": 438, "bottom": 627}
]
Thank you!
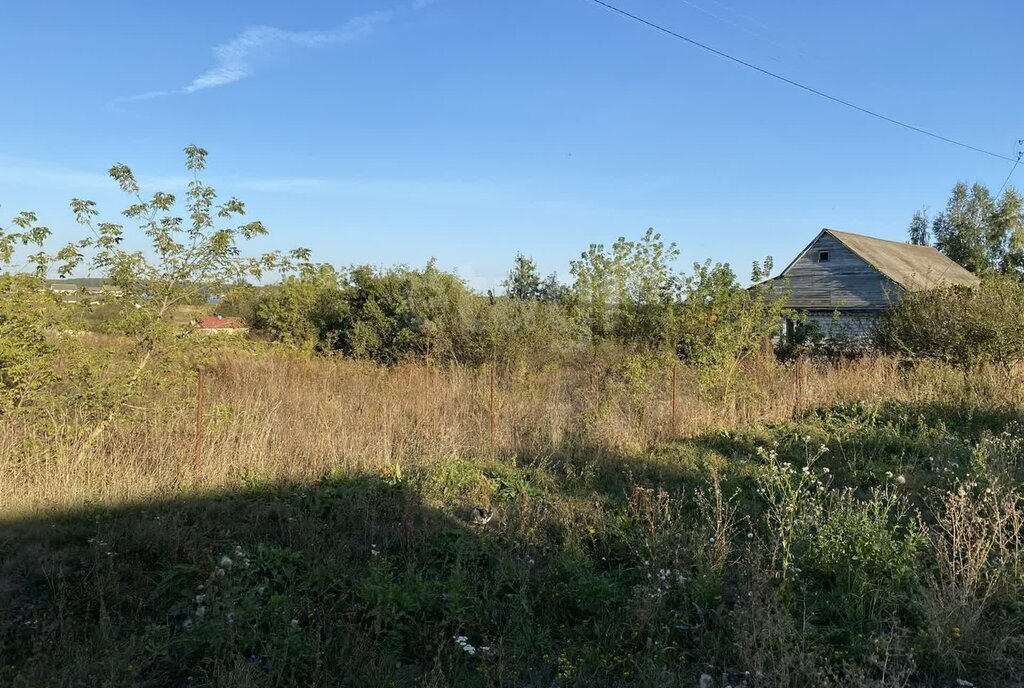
[{"left": 818, "top": 251, "right": 830, "bottom": 262}]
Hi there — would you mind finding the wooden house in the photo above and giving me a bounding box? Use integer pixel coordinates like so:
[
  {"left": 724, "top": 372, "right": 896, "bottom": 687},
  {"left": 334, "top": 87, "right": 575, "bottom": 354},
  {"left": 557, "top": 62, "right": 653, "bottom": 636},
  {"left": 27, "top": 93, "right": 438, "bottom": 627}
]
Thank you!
[{"left": 765, "top": 228, "right": 979, "bottom": 342}]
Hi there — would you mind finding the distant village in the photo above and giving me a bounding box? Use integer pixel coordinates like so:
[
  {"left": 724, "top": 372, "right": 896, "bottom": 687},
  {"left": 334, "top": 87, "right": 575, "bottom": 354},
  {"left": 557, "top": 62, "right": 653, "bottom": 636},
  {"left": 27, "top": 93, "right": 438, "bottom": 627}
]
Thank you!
[{"left": 46, "top": 281, "right": 226, "bottom": 304}]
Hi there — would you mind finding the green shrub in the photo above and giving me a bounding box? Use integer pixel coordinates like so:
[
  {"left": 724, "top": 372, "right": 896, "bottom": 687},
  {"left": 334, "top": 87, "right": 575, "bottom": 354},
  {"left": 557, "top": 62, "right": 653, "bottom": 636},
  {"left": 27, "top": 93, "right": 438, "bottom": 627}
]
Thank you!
[
  {"left": 801, "top": 487, "right": 925, "bottom": 636},
  {"left": 878, "top": 277, "right": 1024, "bottom": 368},
  {"left": 0, "top": 274, "right": 58, "bottom": 412}
]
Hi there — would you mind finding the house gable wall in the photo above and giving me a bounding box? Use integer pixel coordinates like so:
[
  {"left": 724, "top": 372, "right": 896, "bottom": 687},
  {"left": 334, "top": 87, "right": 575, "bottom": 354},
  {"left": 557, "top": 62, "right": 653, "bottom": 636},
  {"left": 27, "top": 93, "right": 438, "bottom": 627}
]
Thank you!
[{"left": 776, "top": 232, "right": 903, "bottom": 310}]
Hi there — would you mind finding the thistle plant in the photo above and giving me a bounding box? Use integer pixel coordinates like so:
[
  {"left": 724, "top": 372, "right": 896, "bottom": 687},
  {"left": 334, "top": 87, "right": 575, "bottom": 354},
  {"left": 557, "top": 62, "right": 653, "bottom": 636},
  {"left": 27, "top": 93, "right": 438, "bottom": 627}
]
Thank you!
[{"left": 755, "top": 439, "right": 830, "bottom": 593}]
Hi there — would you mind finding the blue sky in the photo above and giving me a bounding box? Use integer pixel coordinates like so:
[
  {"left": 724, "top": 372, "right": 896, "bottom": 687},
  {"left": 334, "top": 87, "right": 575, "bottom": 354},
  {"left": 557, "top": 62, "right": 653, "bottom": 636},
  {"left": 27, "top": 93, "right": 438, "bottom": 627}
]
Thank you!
[{"left": 1, "top": 0, "right": 1021, "bottom": 289}]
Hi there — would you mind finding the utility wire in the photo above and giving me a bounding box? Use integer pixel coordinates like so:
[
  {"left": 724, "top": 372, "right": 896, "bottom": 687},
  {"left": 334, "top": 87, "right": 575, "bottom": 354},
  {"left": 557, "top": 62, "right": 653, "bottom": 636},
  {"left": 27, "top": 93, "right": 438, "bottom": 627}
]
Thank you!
[
  {"left": 588, "top": 0, "right": 1019, "bottom": 164},
  {"left": 995, "top": 141, "right": 1024, "bottom": 196}
]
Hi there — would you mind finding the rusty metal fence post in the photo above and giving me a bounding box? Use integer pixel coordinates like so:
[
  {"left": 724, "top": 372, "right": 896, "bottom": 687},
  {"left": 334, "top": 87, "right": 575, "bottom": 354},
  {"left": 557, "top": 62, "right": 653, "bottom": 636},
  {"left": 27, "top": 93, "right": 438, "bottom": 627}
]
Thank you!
[
  {"left": 194, "top": 368, "right": 205, "bottom": 477},
  {"left": 793, "top": 357, "right": 805, "bottom": 419},
  {"left": 489, "top": 362, "right": 496, "bottom": 459},
  {"left": 670, "top": 363, "right": 677, "bottom": 436}
]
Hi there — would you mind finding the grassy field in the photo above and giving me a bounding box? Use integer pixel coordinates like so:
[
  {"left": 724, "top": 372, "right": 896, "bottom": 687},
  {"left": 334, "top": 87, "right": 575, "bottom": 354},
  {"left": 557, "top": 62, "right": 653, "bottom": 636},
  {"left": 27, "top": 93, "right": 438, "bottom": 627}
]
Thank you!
[{"left": 2, "top": 353, "right": 1023, "bottom": 686}]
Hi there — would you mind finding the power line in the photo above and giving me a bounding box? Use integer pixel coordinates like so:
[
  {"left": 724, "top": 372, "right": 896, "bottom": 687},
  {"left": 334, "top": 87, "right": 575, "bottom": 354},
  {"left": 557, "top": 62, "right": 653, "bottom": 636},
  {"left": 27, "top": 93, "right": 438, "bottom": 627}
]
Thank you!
[
  {"left": 996, "top": 141, "right": 1024, "bottom": 197},
  {"left": 588, "top": 0, "right": 1019, "bottom": 164}
]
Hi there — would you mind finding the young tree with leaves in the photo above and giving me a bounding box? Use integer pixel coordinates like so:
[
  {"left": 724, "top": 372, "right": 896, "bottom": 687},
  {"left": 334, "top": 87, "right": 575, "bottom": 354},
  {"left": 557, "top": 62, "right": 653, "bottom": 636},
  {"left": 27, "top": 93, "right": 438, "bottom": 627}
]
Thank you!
[
  {"left": 676, "top": 258, "right": 786, "bottom": 399},
  {"left": 0, "top": 216, "right": 53, "bottom": 409},
  {"left": 569, "top": 228, "right": 680, "bottom": 347},
  {"left": 0, "top": 146, "right": 310, "bottom": 451}
]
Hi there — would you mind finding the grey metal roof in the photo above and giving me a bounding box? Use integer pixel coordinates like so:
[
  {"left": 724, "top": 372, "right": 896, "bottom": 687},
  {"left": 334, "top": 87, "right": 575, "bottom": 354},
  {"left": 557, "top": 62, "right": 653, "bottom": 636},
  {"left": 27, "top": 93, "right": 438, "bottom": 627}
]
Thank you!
[{"left": 822, "top": 229, "right": 980, "bottom": 291}]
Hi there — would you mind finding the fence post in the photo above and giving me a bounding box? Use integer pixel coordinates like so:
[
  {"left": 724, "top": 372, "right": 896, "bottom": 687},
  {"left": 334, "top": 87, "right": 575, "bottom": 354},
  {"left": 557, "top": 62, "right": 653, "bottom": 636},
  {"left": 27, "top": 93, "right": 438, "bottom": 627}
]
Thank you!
[
  {"left": 793, "top": 357, "right": 804, "bottom": 419},
  {"left": 489, "top": 362, "right": 496, "bottom": 459},
  {"left": 194, "top": 368, "right": 205, "bottom": 478},
  {"left": 671, "top": 363, "right": 677, "bottom": 436}
]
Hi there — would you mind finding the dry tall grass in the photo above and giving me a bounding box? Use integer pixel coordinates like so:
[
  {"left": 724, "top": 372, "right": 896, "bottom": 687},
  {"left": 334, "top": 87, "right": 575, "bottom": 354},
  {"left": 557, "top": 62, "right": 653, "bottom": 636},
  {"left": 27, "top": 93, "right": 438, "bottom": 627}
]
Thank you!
[{"left": 2, "top": 352, "right": 1021, "bottom": 516}]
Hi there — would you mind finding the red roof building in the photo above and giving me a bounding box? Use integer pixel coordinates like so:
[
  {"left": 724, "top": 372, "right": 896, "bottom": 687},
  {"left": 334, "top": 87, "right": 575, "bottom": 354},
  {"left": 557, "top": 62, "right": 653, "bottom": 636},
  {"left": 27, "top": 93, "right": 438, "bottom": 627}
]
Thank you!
[{"left": 196, "top": 315, "right": 247, "bottom": 332}]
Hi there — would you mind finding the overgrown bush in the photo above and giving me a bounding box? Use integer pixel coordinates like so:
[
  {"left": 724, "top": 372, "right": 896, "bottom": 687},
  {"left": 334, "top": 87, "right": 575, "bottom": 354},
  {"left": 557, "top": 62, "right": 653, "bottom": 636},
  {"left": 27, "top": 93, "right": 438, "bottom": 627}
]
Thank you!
[
  {"left": 878, "top": 277, "right": 1024, "bottom": 368},
  {"left": 0, "top": 274, "right": 58, "bottom": 412},
  {"left": 676, "top": 258, "right": 785, "bottom": 398}
]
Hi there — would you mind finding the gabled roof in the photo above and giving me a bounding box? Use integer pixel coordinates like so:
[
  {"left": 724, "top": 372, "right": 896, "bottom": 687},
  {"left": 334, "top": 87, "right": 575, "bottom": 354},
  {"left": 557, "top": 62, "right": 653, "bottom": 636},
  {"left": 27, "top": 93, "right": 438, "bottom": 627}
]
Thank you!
[{"left": 785, "top": 228, "right": 980, "bottom": 292}]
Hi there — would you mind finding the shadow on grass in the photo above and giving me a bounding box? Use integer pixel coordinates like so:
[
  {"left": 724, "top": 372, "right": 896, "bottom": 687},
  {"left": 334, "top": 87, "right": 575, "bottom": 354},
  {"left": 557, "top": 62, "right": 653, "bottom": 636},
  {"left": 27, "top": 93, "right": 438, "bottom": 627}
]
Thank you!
[
  {"left": 2, "top": 449, "right": 727, "bottom": 688},
  {"left": 2, "top": 473, "right": 521, "bottom": 686}
]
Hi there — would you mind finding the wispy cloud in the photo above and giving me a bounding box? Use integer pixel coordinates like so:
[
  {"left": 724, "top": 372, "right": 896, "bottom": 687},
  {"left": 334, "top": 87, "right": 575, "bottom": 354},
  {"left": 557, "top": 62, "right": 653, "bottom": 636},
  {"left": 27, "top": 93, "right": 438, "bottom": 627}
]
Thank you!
[
  {"left": 118, "top": 90, "right": 174, "bottom": 103},
  {"left": 186, "top": 12, "right": 393, "bottom": 92},
  {"left": 115, "top": 2, "right": 429, "bottom": 105}
]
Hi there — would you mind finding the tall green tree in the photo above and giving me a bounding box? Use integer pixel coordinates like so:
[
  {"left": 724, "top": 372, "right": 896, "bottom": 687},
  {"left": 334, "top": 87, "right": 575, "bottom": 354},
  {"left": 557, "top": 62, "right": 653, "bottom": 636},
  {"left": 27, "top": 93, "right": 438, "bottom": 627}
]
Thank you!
[
  {"left": 908, "top": 208, "right": 930, "bottom": 246},
  {"left": 503, "top": 252, "right": 565, "bottom": 302},
  {"left": 504, "top": 253, "right": 542, "bottom": 300},
  {"left": 926, "top": 182, "right": 1024, "bottom": 276}
]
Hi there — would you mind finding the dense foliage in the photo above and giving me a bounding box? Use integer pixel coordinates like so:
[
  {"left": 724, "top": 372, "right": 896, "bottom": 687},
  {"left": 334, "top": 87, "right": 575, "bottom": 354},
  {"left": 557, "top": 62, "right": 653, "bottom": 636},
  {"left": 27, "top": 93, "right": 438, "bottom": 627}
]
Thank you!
[
  {"left": 127, "top": 225, "right": 783, "bottom": 415},
  {"left": 878, "top": 277, "right": 1024, "bottom": 367},
  {"left": 0, "top": 274, "right": 58, "bottom": 412},
  {"left": 908, "top": 182, "right": 1024, "bottom": 277},
  {"left": 235, "top": 228, "right": 785, "bottom": 381}
]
